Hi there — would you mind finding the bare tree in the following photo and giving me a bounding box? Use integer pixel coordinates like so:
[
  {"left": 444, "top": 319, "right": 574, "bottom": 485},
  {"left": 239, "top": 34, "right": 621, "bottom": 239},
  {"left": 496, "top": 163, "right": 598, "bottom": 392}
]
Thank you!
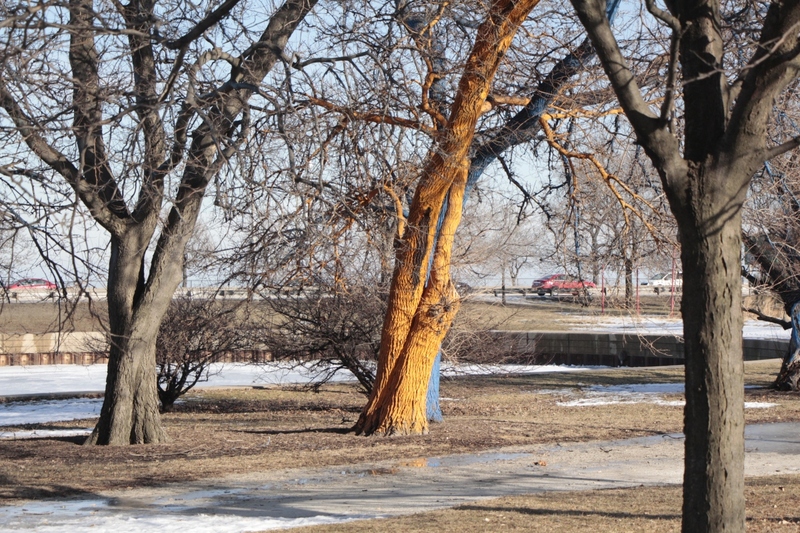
[
  {"left": 568, "top": 0, "right": 800, "bottom": 529},
  {"left": 354, "top": 0, "right": 544, "bottom": 436},
  {"left": 0, "top": 0, "right": 317, "bottom": 444}
]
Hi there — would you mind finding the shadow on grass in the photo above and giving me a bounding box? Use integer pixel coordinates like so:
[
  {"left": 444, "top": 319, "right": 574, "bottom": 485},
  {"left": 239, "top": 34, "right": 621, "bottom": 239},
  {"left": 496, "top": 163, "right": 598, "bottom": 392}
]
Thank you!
[
  {"left": 234, "top": 427, "right": 352, "bottom": 436},
  {"left": 456, "top": 503, "right": 680, "bottom": 521},
  {"left": 175, "top": 398, "right": 361, "bottom": 415},
  {"left": 0, "top": 479, "right": 98, "bottom": 501}
]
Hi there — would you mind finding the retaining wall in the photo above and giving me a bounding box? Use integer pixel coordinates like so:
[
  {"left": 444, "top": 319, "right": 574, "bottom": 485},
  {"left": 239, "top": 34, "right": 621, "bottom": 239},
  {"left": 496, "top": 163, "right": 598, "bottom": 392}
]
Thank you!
[
  {"left": 0, "top": 330, "right": 787, "bottom": 367},
  {"left": 492, "top": 331, "right": 788, "bottom": 366}
]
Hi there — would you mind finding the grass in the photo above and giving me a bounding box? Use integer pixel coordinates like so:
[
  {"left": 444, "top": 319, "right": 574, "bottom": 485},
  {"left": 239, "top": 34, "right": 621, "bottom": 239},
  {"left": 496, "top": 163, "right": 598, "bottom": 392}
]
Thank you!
[{"left": 1, "top": 361, "right": 797, "bottom": 502}]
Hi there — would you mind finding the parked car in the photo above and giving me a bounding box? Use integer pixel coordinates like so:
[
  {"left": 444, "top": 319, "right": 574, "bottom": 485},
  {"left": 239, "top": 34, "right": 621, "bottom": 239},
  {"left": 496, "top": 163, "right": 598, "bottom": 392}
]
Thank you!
[
  {"left": 8, "top": 278, "right": 57, "bottom": 291},
  {"left": 531, "top": 274, "right": 596, "bottom": 296},
  {"left": 645, "top": 272, "right": 682, "bottom": 293}
]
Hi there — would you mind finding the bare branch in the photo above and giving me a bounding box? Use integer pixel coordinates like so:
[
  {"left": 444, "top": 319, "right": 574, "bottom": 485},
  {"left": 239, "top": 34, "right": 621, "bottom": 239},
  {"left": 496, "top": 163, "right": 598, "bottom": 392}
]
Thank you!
[
  {"left": 644, "top": 0, "right": 681, "bottom": 33},
  {"left": 743, "top": 306, "right": 791, "bottom": 329},
  {"left": 305, "top": 96, "right": 436, "bottom": 133},
  {"left": 764, "top": 136, "right": 800, "bottom": 161},
  {"left": 292, "top": 52, "right": 370, "bottom": 69},
  {"left": 569, "top": 0, "right": 686, "bottom": 188},
  {"left": 163, "top": 0, "right": 245, "bottom": 50}
]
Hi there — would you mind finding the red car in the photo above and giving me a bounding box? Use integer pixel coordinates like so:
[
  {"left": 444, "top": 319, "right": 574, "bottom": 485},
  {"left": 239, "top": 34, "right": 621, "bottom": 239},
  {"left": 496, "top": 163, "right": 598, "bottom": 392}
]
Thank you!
[
  {"left": 8, "top": 278, "right": 57, "bottom": 291},
  {"left": 531, "top": 274, "right": 595, "bottom": 296}
]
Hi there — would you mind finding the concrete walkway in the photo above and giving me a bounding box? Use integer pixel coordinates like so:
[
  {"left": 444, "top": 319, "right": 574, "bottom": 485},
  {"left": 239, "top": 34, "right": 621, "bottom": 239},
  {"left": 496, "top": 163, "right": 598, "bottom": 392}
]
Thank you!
[{"left": 1, "top": 422, "right": 799, "bottom": 532}]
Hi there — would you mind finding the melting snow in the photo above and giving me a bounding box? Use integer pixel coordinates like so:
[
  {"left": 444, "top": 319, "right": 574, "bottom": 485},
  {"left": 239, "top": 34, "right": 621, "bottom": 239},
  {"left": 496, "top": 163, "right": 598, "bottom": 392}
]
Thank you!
[
  {"left": 0, "top": 397, "right": 102, "bottom": 427},
  {"left": 568, "top": 316, "right": 791, "bottom": 340},
  {"left": 557, "top": 383, "right": 777, "bottom": 409},
  {"left": 0, "top": 363, "right": 597, "bottom": 434},
  {"left": 0, "top": 499, "right": 378, "bottom": 533}
]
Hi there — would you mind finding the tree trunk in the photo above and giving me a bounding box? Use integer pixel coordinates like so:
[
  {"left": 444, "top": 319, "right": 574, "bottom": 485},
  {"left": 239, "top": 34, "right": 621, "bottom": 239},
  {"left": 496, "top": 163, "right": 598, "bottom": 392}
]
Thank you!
[
  {"left": 355, "top": 180, "right": 465, "bottom": 435},
  {"left": 775, "top": 302, "right": 800, "bottom": 390},
  {"left": 677, "top": 196, "right": 745, "bottom": 532},
  {"left": 354, "top": 0, "right": 540, "bottom": 436},
  {"left": 87, "top": 325, "right": 166, "bottom": 445},
  {"left": 624, "top": 255, "right": 633, "bottom": 307},
  {"left": 85, "top": 230, "right": 183, "bottom": 445}
]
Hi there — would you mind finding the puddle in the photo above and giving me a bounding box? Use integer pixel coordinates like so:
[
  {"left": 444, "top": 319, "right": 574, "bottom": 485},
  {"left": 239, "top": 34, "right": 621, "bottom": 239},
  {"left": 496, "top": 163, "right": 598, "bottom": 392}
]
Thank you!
[{"left": 392, "top": 451, "right": 531, "bottom": 470}]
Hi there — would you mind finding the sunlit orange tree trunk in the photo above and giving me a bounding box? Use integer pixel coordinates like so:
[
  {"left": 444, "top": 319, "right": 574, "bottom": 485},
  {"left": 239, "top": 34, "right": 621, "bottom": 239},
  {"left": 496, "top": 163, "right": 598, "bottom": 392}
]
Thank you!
[{"left": 354, "top": 0, "right": 541, "bottom": 436}]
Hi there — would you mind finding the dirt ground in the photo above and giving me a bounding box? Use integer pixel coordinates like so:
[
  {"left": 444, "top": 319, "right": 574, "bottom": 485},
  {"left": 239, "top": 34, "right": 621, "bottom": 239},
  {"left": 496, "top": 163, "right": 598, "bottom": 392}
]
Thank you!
[
  {"left": 0, "top": 297, "right": 572, "bottom": 334},
  {"left": 0, "top": 291, "right": 782, "bottom": 335}
]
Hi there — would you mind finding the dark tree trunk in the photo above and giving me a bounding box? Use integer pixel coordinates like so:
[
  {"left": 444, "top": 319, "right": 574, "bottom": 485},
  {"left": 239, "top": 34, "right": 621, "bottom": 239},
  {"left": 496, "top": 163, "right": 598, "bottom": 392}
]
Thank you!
[
  {"left": 624, "top": 256, "right": 633, "bottom": 307},
  {"left": 88, "top": 328, "right": 166, "bottom": 444},
  {"left": 567, "top": 0, "right": 800, "bottom": 527},
  {"left": 677, "top": 205, "right": 745, "bottom": 531},
  {"left": 85, "top": 231, "right": 181, "bottom": 444}
]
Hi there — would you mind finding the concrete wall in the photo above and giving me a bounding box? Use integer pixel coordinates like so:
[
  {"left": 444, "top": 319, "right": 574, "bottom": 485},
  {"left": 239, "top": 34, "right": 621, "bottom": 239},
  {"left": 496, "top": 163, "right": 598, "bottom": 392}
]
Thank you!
[
  {"left": 491, "top": 331, "right": 787, "bottom": 366},
  {"left": 0, "top": 332, "right": 108, "bottom": 366},
  {"left": 0, "top": 330, "right": 787, "bottom": 367}
]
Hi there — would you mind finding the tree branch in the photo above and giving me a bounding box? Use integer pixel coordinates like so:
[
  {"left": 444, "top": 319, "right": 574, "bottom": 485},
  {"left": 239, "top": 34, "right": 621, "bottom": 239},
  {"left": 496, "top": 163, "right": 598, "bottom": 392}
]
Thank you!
[
  {"left": 305, "top": 96, "right": 435, "bottom": 133},
  {"left": 68, "top": 0, "right": 130, "bottom": 232},
  {"left": 122, "top": 0, "right": 169, "bottom": 223},
  {"left": 743, "top": 306, "right": 791, "bottom": 329},
  {"left": 764, "top": 136, "right": 800, "bottom": 161},
  {"left": 644, "top": 0, "right": 681, "bottom": 32},
  {"left": 568, "top": 0, "right": 686, "bottom": 190},
  {"left": 726, "top": 0, "right": 800, "bottom": 167},
  {"left": 291, "top": 52, "right": 370, "bottom": 69},
  {"left": 163, "top": 0, "right": 245, "bottom": 50}
]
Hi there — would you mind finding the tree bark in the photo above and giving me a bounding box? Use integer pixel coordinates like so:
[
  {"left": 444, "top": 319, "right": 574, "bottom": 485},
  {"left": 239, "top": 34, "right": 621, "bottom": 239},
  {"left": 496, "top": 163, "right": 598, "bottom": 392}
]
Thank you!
[
  {"left": 355, "top": 0, "right": 541, "bottom": 436},
  {"left": 677, "top": 197, "right": 745, "bottom": 531},
  {"left": 567, "top": 0, "right": 800, "bottom": 526},
  {"left": 85, "top": 229, "right": 183, "bottom": 444}
]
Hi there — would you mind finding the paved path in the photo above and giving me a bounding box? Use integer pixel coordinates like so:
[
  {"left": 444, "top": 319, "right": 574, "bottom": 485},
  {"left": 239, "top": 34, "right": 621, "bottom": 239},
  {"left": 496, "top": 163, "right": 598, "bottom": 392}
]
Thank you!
[
  {"left": 2, "top": 422, "right": 799, "bottom": 532},
  {"left": 0, "top": 423, "right": 800, "bottom": 533}
]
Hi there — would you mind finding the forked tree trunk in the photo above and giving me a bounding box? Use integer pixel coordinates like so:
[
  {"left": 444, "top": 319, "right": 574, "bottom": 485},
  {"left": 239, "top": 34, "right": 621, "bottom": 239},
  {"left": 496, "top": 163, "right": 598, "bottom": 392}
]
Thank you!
[
  {"left": 678, "top": 209, "right": 745, "bottom": 530},
  {"left": 87, "top": 327, "right": 166, "bottom": 445},
  {"left": 86, "top": 230, "right": 185, "bottom": 445},
  {"left": 357, "top": 185, "right": 465, "bottom": 435},
  {"left": 355, "top": 0, "right": 541, "bottom": 436}
]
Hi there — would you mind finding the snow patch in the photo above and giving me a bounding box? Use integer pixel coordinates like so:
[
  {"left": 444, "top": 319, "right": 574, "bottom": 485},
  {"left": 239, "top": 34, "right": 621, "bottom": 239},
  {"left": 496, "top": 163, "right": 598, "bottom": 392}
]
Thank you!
[
  {"left": 557, "top": 383, "right": 777, "bottom": 409},
  {"left": 0, "top": 499, "right": 380, "bottom": 532},
  {"left": 568, "top": 316, "right": 791, "bottom": 340},
  {"left": 0, "top": 428, "right": 92, "bottom": 440},
  {"left": 0, "top": 398, "right": 102, "bottom": 427}
]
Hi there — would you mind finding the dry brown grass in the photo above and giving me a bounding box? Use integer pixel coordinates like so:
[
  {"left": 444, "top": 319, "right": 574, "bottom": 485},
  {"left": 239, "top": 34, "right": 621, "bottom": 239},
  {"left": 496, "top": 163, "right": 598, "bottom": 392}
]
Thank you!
[{"left": 1, "top": 360, "right": 798, "bottom": 507}]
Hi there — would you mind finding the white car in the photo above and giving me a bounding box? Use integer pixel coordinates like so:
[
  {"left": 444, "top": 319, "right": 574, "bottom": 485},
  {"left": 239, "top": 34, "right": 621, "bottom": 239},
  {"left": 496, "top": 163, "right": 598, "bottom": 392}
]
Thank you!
[{"left": 647, "top": 272, "right": 682, "bottom": 293}]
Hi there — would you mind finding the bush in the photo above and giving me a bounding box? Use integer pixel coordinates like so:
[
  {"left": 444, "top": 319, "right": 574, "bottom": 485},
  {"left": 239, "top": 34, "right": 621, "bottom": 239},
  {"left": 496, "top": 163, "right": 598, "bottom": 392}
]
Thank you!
[
  {"left": 260, "top": 283, "right": 385, "bottom": 394},
  {"left": 156, "top": 297, "right": 249, "bottom": 411}
]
